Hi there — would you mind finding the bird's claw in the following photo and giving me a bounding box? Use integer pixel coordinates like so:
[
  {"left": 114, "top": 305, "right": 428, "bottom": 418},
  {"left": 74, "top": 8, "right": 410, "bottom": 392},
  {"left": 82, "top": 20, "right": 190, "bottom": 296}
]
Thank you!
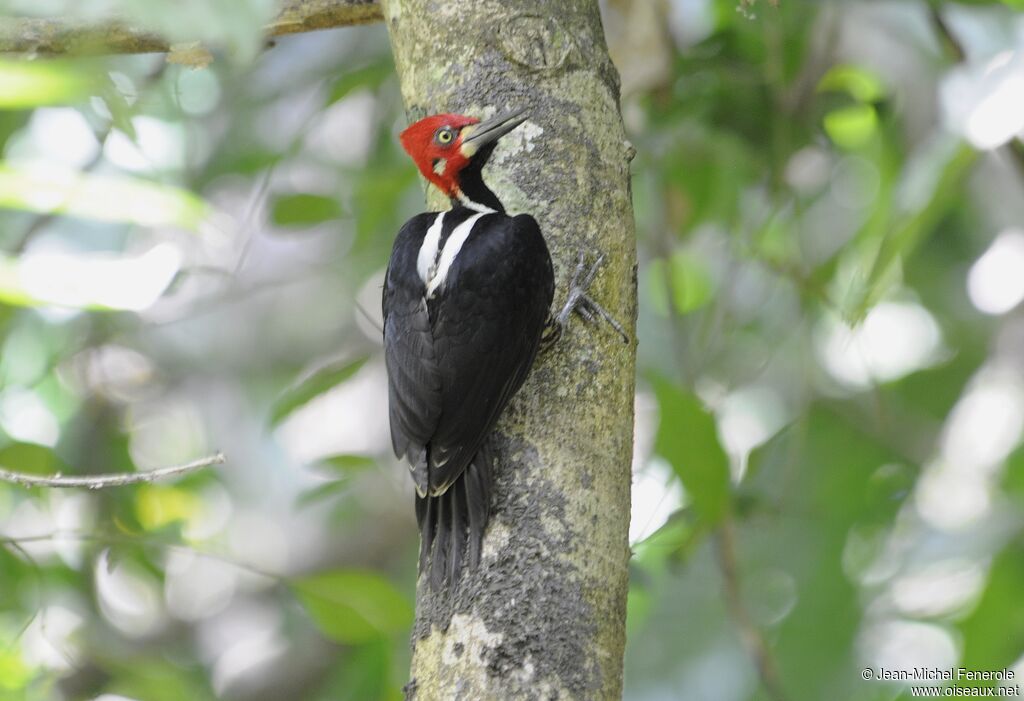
[{"left": 545, "top": 251, "right": 629, "bottom": 348}]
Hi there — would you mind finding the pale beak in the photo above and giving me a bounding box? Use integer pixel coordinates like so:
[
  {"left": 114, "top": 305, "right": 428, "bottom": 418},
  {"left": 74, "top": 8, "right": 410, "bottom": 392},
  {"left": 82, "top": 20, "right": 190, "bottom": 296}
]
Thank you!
[{"left": 460, "top": 108, "right": 529, "bottom": 158}]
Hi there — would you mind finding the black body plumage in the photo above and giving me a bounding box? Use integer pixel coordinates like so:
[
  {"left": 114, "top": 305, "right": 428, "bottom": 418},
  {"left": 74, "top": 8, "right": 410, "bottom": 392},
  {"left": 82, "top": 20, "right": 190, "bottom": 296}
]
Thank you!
[{"left": 383, "top": 204, "right": 554, "bottom": 588}]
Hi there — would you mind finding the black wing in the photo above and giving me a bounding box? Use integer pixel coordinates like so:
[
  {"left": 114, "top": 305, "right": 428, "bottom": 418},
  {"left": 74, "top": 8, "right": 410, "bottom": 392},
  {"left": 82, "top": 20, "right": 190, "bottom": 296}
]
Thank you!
[{"left": 383, "top": 213, "right": 442, "bottom": 495}]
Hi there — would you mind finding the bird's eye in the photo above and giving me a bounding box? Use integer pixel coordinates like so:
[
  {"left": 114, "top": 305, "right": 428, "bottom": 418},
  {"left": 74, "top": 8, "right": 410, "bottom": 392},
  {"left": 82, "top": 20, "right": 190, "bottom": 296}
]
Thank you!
[{"left": 435, "top": 128, "right": 454, "bottom": 145}]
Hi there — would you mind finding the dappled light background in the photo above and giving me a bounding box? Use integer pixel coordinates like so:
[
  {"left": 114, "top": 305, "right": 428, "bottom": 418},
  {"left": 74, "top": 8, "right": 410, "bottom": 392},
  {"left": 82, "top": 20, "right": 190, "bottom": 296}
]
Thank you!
[{"left": 0, "top": 0, "right": 1022, "bottom": 700}]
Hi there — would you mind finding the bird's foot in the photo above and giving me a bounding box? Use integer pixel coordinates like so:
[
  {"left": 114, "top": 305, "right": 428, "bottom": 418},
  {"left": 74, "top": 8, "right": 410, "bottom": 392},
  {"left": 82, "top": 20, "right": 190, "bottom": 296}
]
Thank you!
[{"left": 542, "top": 252, "right": 629, "bottom": 350}]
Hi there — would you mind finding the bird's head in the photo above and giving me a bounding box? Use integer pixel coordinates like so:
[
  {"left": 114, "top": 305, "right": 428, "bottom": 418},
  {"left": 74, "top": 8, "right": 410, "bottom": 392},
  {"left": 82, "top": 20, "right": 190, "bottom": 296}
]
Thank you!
[{"left": 400, "top": 108, "right": 528, "bottom": 200}]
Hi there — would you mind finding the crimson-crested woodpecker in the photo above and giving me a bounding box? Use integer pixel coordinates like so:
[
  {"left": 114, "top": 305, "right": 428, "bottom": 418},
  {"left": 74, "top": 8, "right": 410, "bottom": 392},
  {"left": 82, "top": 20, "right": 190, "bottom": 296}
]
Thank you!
[{"left": 384, "top": 108, "right": 621, "bottom": 588}]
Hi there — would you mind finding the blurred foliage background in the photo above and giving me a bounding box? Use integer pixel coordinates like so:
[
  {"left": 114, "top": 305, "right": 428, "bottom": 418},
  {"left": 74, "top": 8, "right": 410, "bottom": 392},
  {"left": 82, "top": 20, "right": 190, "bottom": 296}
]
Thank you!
[{"left": 0, "top": 0, "right": 1022, "bottom": 699}]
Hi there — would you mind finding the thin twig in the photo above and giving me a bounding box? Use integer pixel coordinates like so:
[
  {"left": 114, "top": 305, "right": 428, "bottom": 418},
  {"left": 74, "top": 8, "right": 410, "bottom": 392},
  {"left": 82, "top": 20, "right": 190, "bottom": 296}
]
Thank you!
[
  {"left": 0, "top": 452, "right": 225, "bottom": 489},
  {"left": 715, "top": 515, "right": 790, "bottom": 701}
]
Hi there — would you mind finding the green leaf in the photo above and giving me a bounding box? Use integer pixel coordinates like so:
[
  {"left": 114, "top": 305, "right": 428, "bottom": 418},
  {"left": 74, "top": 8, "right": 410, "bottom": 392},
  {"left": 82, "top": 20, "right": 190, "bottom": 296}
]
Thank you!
[
  {"left": 296, "top": 479, "right": 352, "bottom": 508},
  {"left": 959, "top": 541, "right": 1024, "bottom": 676},
  {"left": 746, "top": 407, "right": 900, "bottom": 700},
  {"left": 854, "top": 141, "right": 977, "bottom": 318},
  {"left": 632, "top": 508, "right": 705, "bottom": 567},
  {"left": 102, "top": 659, "right": 216, "bottom": 701},
  {"left": 0, "top": 60, "right": 100, "bottom": 108},
  {"left": 0, "top": 442, "right": 64, "bottom": 476},
  {"left": 297, "top": 456, "right": 376, "bottom": 508},
  {"left": 823, "top": 104, "right": 878, "bottom": 150},
  {"left": 292, "top": 570, "right": 413, "bottom": 644},
  {"left": 817, "top": 64, "right": 885, "bottom": 103},
  {"left": 651, "top": 378, "right": 730, "bottom": 525},
  {"left": 647, "top": 251, "right": 715, "bottom": 315},
  {"left": 0, "top": 647, "right": 32, "bottom": 692},
  {"left": 271, "top": 193, "right": 345, "bottom": 228},
  {"left": 328, "top": 62, "right": 394, "bottom": 104},
  {"left": 625, "top": 570, "right": 653, "bottom": 637},
  {"left": 314, "top": 639, "right": 397, "bottom": 701},
  {"left": 270, "top": 357, "right": 369, "bottom": 426},
  {"left": 0, "top": 163, "right": 210, "bottom": 230},
  {"left": 320, "top": 454, "right": 376, "bottom": 474}
]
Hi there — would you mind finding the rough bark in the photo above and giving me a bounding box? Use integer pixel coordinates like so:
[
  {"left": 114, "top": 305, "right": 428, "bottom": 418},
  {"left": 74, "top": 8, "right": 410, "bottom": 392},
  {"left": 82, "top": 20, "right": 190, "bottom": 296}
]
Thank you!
[
  {"left": 381, "top": 2, "right": 637, "bottom": 699},
  {"left": 0, "top": 0, "right": 382, "bottom": 55}
]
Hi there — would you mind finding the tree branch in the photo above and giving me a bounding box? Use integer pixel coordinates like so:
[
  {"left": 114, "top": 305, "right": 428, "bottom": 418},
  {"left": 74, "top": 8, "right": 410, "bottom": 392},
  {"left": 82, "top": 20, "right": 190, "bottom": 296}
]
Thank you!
[
  {"left": 715, "top": 515, "right": 790, "bottom": 701},
  {"left": 0, "top": 452, "right": 225, "bottom": 488},
  {"left": 0, "top": 0, "right": 382, "bottom": 55}
]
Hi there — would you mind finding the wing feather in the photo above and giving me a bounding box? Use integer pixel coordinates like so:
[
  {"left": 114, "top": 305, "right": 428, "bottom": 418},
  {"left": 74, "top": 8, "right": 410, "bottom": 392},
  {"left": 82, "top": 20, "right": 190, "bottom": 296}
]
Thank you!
[{"left": 383, "top": 214, "right": 443, "bottom": 495}]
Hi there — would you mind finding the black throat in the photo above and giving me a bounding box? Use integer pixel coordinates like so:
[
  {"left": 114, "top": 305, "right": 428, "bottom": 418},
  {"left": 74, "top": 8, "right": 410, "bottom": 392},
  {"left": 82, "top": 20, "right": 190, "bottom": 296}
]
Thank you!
[{"left": 450, "top": 142, "right": 505, "bottom": 212}]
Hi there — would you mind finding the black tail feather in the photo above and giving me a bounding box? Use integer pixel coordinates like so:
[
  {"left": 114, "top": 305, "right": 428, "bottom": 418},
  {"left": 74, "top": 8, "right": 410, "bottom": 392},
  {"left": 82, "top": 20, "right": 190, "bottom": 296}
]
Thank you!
[
  {"left": 447, "top": 478, "right": 466, "bottom": 585},
  {"left": 430, "top": 487, "right": 449, "bottom": 587},
  {"left": 415, "top": 493, "right": 434, "bottom": 573},
  {"left": 415, "top": 441, "right": 493, "bottom": 589},
  {"left": 465, "top": 440, "right": 492, "bottom": 570}
]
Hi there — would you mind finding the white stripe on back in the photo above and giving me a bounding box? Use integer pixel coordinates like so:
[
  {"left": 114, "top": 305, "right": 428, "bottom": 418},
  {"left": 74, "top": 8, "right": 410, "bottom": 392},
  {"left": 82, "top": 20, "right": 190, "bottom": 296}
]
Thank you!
[
  {"left": 416, "top": 212, "right": 446, "bottom": 285},
  {"left": 426, "top": 211, "right": 489, "bottom": 298}
]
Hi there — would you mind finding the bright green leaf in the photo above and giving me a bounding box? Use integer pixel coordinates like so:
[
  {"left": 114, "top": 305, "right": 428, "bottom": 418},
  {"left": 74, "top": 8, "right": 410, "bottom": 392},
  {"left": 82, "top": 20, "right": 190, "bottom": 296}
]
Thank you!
[
  {"left": 0, "top": 647, "right": 32, "bottom": 691},
  {"left": 135, "top": 485, "right": 201, "bottom": 531},
  {"left": 0, "top": 60, "right": 100, "bottom": 108},
  {"left": 818, "top": 64, "right": 885, "bottom": 103},
  {"left": 328, "top": 62, "right": 393, "bottom": 104},
  {"left": 292, "top": 570, "right": 413, "bottom": 644},
  {"left": 270, "top": 357, "right": 369, "bottom": 426},
  {"left": 647, "top": 251, "right": 715, "bottom": 316},
  {"left": 632, "top": 508, "right": 703, "bottom": 567},
  {"left": 823, "top": 105, "right": 878, "bottom": 150},
  {"left": 651, "top": 377, "right": 730, "bottom": 525},
  {"left": 271, "top": 193, "right": 344, "bottom": 227},
  {"left": 0, "top": 162, "right": 209, "bottom": 230},
  {"left": 321, "top": 454, "right": 376, "bottom": 474},
  {"left": 959, "top": 541, "right": 1024, "bottom": 675},
  {"left": 0, "top": 442, "right": 63, "bottom": 476}
]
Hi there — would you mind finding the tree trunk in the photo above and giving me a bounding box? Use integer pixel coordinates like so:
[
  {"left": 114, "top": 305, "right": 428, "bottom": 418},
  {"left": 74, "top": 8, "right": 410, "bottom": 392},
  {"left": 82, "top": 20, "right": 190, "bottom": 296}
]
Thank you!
[{"left": 381, "top": 1, "right": 638, "bottom": 698}]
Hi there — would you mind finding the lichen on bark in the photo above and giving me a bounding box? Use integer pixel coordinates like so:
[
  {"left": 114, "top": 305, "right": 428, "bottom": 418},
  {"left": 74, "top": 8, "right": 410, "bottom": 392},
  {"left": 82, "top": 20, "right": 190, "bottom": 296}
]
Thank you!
[{"left": 381, "top": 1, "right": 638, "bottom": 698}]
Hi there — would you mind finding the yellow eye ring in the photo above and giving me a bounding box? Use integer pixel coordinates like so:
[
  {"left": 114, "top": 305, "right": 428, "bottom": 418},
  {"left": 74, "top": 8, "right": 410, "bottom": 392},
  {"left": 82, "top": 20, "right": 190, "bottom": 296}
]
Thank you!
[{"left": 436, "top": 128, "right": 454, "bottom": 144}]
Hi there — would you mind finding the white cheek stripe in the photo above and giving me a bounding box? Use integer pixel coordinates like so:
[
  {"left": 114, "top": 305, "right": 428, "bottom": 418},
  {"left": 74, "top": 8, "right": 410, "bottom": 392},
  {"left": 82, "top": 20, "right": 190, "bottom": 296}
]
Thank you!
[
  {"left": 416, "top": 212, "right": 446, "bottom": 285},
  {"left": 426, "top": 212, "right": 489, "bottom": 298}
]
